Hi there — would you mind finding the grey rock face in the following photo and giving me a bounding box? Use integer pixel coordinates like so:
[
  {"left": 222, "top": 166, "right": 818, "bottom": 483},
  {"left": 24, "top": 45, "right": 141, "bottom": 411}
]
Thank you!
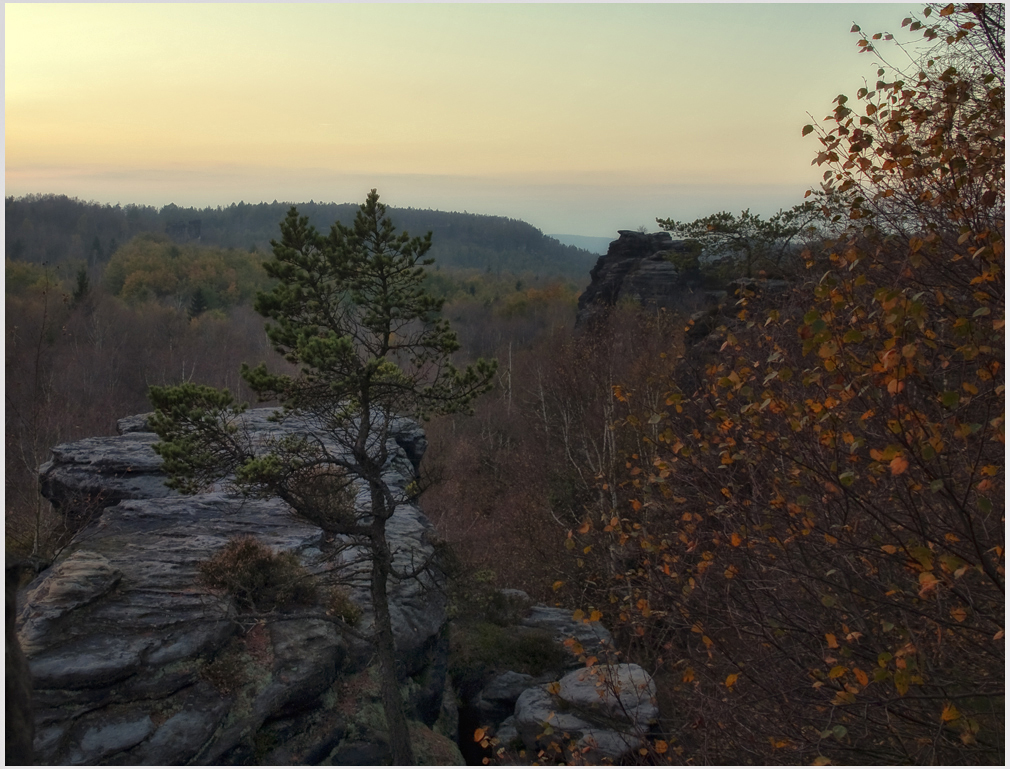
[
  {"left": 520, "top": 605, "right": 613, "bottom": 661},
  {"left": 475, "top": 670, "right": 535, "bottom": 723},
  {"left": 38, "top": 431, "right": 178, "bottom": 524},
  {"left": 576, "top": 230, "right": 700, "bottom": 327},
  {"left": 513, "top": 663, "right": 657, "bottom": 763},
  {"left": 21, "top": 408, "right": 447, "bottom": 765}
]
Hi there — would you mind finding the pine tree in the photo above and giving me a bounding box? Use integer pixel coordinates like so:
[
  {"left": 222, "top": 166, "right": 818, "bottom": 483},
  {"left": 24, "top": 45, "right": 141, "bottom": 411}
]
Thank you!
[
  {"left": 71, "top": 267, "right": 90, "bottom": 306},
  {"left": 188, "top": 287, "right": 209, "bottom": 319},
  {"left": 149, "top": 190, "right": 496, "bottom": 764}
]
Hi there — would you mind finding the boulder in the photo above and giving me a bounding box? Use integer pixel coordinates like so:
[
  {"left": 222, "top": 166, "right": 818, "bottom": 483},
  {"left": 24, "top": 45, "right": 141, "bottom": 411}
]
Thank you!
[
  {"left": 20, "top": 408, "right": 449, "bottom": 765},
  {"left": 513, "top": 663, "right": 658, "bottom": 763}
]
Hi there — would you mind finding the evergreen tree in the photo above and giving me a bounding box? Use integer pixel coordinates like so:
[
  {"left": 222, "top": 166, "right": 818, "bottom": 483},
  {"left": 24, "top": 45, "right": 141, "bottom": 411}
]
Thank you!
[
  {"left": 149, "top": 190, "right": 496, "bottom": 764},
  {"left": 71, "top": 267, "right": 90, "bottom": 306},
  {"left": 188, "top": 287, "right": 209, "bottom": 319}
]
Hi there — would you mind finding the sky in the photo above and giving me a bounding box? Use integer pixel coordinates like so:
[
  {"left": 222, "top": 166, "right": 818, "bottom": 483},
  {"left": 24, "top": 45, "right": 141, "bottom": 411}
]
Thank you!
[{"left": 5, "top": 2, "right": 920, "bottom": 237}]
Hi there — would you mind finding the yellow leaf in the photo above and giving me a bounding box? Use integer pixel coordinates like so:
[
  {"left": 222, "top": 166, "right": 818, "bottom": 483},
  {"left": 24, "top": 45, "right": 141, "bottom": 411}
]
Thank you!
[
  {"left": 572, "top": 609, "right": 585, "bottom": 621},
  {"left": 941, "top": 702, "right": 960, "bottom": 722},
  {"left": 812, "top": 756, "right": 832, "bottom": 766},
  {"left": 725, "top": 673, "right": 739, "bottom": 688},
  {"left": 881, "top": 544, "right": 897, "bottom": 554},
  {"left": 552, "top": 580, "right": 564, "bottom": 592},
  {"left": 950, "top": 607, "right": 967, "bottom": 623},
  {"left": 832, "top": 690, "right": 857, "bottom": 705},
  {"left": 546, "top": 681, "right": 561, "bottom": 695},
  {"left": 589, "top": 609, "right": 603, "bottom": 622},
  {"left": 702, "top": 635, "right": 713, "bottom": 648},
  {"left": 825, "top": 633, "right": 839, "bottom": 649},
  {"left": 682, "top": 666, "right": 695, "bottom": 683},
  {"left": 828, "top": 666, "right": 847, "bottom": 679}
]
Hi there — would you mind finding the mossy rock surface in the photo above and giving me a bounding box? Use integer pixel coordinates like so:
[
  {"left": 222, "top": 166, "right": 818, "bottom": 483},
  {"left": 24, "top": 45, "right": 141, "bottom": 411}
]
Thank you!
[{"left": 449, "top": 620, "right": 567, "bottom": 687}]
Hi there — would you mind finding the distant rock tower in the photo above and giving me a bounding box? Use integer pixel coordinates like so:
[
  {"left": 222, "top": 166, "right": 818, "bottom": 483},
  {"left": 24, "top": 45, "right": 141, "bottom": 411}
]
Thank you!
[{"left": 575, "top": 230, "right": 701, "bottom": 327}]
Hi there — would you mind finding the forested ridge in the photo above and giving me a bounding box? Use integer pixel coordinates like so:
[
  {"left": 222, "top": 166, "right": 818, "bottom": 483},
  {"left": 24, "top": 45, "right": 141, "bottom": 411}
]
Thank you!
[
  {"left": 5, "top": 194, "right": 597, "bottom": 280},
  {"left": 6, "top": 4, "right": 1004, "bottom": 766}
]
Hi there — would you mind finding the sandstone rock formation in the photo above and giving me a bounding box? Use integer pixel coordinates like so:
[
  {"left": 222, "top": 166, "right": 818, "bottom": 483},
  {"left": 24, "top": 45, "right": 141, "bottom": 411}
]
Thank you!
[
  {"left": 20, "top": 409, "right": 455, "bottom": 765},
  {"left": 575, "top": 230, "right": 703, "bottom": 327},
  {"left": 513, "top": 663, "right": 657, "bottom": 763},
  {"left": 450, "top": 588, "right": 659, "bottom": 764}
]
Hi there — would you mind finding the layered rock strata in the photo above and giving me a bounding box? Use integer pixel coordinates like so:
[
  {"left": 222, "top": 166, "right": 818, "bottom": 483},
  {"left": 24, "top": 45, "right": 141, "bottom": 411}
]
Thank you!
[
  {"left": 575, "top": 230, "right": 702, "bottom": 327},
  {"left": 21, "top": 409, "right": 451, "bottom": 765}
]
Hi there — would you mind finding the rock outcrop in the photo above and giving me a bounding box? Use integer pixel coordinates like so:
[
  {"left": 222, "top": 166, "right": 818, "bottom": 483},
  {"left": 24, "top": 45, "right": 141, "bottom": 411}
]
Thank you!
[
  {"left": 451, "top": 588, "right": 658, "bottom": 764},
  {"left": 514, "top": 663, "right": 657, "bottom": 763},
  {"left": 20, "top": 409, "right": 455, "bottom": 765},
  {"left": 575, "top": 230, "right": 703, "bottom": 327}
]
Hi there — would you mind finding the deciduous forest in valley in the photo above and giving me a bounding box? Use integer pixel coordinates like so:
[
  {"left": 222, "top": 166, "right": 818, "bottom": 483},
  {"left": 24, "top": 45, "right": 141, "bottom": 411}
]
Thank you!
[{"left": 6, "top": 4, "right": 1003, "bottom": 765}]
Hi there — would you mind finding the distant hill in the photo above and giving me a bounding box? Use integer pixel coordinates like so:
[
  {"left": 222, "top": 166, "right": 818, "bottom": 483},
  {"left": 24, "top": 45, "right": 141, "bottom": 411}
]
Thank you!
[
  {"left": 548, "top": 234, "right": 614, "bottom": 255},
  {"left": 5, "top": 194, "right": 597, "bottom": 281}
]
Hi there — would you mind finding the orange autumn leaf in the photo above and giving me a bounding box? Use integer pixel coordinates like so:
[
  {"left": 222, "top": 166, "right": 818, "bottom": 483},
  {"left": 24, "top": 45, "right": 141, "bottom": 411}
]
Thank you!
[
  {"left": 941, "top": 702, "right": 961, "bottom": 722},
  {"left": 825, "top": 633, "right": 839, "bottom": 649},
  {"left": 730, "top": 532, "right": 743, "bottom": 547},
  {"left": 474, "top": 727, "right": 487, "bottom": 742},
  {"left": 725, "top": 672, "right": 739, "bottom": 688},
  {"left": 654, "top": 740, "right": 669, "bottom": 754},
  {"left": 854, "top": 668, "right": 869, "bottom": 687},
  {"left": 889, "top": 455, "right": 909, "bottom": 475}
]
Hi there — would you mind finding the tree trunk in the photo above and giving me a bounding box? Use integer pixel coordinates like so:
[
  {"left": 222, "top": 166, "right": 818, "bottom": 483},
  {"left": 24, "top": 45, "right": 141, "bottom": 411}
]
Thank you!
[{"left": 369, "top": 520, "right": 416, "bottom": 765}]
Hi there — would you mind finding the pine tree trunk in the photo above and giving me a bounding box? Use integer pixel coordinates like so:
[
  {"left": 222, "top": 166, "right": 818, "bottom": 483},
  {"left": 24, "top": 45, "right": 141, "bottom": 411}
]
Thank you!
[{"left": 369, "top": 521, "right": 416, "bottom": 765}]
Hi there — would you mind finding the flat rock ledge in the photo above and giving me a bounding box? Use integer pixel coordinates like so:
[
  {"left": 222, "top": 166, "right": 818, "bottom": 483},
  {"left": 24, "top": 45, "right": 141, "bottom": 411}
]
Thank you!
[{"left": 21, "top": 409, "right": 448, "bottom": 765}]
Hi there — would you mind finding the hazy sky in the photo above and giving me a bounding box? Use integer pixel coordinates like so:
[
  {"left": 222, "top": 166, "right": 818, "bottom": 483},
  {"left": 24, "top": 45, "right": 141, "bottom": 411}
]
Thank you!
[{"left": 6, "top": 3, "right": 917, "bottom": 236}]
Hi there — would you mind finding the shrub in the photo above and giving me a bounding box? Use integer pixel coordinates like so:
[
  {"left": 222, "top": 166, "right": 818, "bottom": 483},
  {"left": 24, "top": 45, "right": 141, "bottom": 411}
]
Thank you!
[
  {"left": 450, "top": 621, "right": 567, "bottom": 686},
  {"left": 198, "top": 536, "right": 316, "bottom": 612},
  {"left": 325, "top": 586, "right": 362, "bottom": 626}
]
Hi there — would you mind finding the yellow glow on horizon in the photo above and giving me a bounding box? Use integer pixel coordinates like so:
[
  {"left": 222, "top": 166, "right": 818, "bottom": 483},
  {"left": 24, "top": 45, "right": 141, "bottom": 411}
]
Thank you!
[{"left": 6, "top": 3, "right": 916, "bottom": 231}]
